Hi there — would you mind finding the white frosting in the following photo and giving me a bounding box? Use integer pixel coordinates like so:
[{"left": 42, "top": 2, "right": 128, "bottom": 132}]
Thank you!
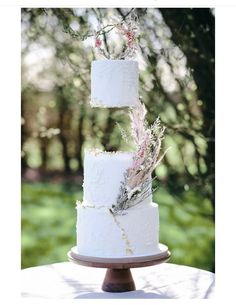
[
  {"left": 76, "top": 202, "right": 159, "bottom": 257},
  {"left": 76, "top": 58, "right": 160, "bottom": 258},
  {"left": 83, "top": 150, "right": 150, "bottom": 207},
  {"left": 91, "top": 60, "right": 139, "bottom": 108}
]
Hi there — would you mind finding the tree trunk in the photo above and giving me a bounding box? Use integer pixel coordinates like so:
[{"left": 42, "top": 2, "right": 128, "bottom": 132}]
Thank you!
[
  {"left": 21, "top": 96, "right": 27, "bottom": 174},
  {"left": 101, "top": 110, "right": 117, "bottom": 151},
  {"left": 76, "top": 104, "right": 85, "bottom": 174},
  {"left": 57, "top": 86, "right": 71, "bottom": 173},
  {"left": 40, "top": 137, "right": 48, "bottom": 171}
]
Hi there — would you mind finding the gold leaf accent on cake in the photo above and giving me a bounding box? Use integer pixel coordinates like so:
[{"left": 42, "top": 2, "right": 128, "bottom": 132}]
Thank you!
[
  {"left": 108, "top": 208, "right": 134, "bottom": 255},
  {"left": 75, "top": 200, "right": 82, "bottom": 208},
  {"left": 83, "top": 203, "right": 95, "bottom": 208},
  {"left": 86, "top": 148, "right": 134, "bottom": 156},
  {"left": 126, "top": 248, "right": 133, "bottom": 255},
  {"left": 76, "top": 201, "right": 97, "bottom": 209}
]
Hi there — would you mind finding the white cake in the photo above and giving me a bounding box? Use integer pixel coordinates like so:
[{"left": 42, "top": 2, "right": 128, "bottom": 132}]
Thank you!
[
  {"left": 76, "top": 150, "right": 160, "bottom": 257},
  {"left": 91, "top": 60, "right": 139, "bottom": 108},
  {"left": 76, "top": 58, "right": 161, "bottom": 258}
]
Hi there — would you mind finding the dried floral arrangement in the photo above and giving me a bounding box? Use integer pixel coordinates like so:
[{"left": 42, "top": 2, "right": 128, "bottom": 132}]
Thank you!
[
  {"left": 63, "top": 10, "right": 139, "bottom": 59},
  {"left": 94, "top": 15, "right": 139, "bottom": 60},
  {"left": 111, "top": 102, "right": 169, "bottom": 215}
]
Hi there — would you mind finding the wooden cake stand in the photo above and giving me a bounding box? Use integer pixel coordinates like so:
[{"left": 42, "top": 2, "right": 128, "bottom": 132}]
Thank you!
[{"left": 67, "top": 243, "right": 171, "bottom": 293}]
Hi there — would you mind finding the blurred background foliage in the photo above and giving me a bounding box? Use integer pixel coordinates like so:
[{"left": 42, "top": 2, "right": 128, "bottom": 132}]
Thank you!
[{"left": 21, "top": 8, "right": 215, "bottom": 271}]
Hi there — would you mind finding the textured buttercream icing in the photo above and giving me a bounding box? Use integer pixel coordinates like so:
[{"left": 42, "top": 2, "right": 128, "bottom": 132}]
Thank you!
[
  {"left": 83, "top": 150, "right": 137, "bottom": 207},
  {"left": 91, "top": 60, "right": 139, "bottom": 107},
  {"left": 77, "top": 149, "right": 159, "bottom": 257},
  {"left": 76, "top": 202, "right": 159, "bottom": 257}
]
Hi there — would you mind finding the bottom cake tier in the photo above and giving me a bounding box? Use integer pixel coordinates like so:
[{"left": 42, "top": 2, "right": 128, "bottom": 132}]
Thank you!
[{"left": 76, "top": 202, "right": 159, "bottom": 258}]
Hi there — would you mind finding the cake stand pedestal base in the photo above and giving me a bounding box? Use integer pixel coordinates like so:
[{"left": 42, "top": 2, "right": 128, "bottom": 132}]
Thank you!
[
  {"left": 68, "top": 244, "right": 171, "bottom": 293},
  {"left": 102, "top": 268, "right": 135, "bottom": 292}
]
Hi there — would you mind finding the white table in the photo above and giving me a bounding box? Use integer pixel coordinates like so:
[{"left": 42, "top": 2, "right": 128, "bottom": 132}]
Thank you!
[{"left": 21, "top": 262, "right": 214, "bottom": 299}]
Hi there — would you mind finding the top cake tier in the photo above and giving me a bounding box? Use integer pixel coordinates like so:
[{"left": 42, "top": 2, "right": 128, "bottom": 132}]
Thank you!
[{"left": 90, "top": 60, "right": 139, "bottom": 108}]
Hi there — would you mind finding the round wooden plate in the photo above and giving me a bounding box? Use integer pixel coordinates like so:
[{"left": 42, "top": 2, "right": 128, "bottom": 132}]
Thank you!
[
  {"left": 68, "top": 243, "right": 170, "bottom": 268},
  {"left": 67, "top": 244, "right": 171, "bottom": 293}
]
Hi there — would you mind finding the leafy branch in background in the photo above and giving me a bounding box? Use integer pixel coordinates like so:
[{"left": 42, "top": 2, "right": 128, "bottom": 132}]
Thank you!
[
  {"left": 94, "top": 15, "right": 139, "bottom": 59},
  {"left": 63, "top": 9, "right": 139, "bottom": 59}
]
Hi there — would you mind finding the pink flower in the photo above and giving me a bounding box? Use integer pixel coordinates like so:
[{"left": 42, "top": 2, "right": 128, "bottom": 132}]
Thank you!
[
  {"left": 121, "top": 30, "right": 135, "bottom": 47},
  {"left": 95, "top": 37, "right": 102, "bottom": 48},
  {"left": 125, "top": 30, "right": 135, "bottom": 47}
]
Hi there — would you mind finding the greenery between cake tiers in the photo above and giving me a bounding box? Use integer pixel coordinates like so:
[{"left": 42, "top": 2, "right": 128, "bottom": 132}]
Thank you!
[{"left": 111, "top": 102, "right": 169, "bottom": 215}]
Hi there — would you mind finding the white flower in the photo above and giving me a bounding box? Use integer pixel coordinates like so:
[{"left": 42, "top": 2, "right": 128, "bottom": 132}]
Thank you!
[{"left": 128, "top": 186, "right": 141, "bottom": 199}]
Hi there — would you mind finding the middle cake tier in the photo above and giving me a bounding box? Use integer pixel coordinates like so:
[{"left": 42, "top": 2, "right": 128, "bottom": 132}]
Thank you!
[{"left": 83, "top": 149, "right": 152, "bottom": 208}]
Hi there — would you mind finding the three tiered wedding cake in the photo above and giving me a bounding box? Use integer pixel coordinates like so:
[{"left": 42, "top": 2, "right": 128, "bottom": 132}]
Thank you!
[{"left": 76, "top": 59, "right": 166, "bottom": 258}]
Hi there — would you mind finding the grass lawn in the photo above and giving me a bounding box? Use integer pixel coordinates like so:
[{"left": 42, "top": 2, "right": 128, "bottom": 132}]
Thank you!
[{"left": 21, "top": 181, "right": 215, "bottom": 271}]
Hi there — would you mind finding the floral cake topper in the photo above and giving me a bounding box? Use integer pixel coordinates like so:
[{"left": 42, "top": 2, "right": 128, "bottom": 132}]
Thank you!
[{"left": 94, "top": 16, "right": 139, "bottom": 60}]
